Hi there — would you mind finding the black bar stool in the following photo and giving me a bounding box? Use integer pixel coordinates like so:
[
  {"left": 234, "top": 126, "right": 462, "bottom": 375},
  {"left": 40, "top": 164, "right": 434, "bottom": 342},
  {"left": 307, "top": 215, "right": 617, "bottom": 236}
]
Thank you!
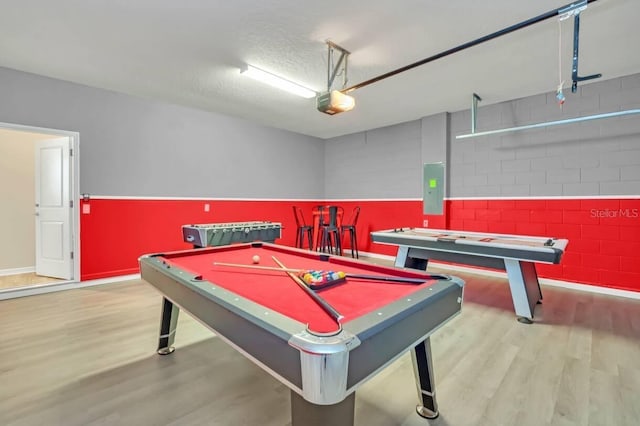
[
  {"left": 293, "top": 206, "right": 313, "bottom": 249},
  {"left": 318, "top": 205, "right": 342, "bottom": 255},
  {"left": 340, "top": 206, "right": 360, "bottom": 258}
]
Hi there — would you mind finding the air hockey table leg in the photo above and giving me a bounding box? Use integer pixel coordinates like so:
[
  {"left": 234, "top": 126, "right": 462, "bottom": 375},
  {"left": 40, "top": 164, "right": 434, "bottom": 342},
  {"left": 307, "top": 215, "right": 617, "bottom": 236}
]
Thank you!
[{"left": 504, "top": 259, "right": 542, "bottom": 324}]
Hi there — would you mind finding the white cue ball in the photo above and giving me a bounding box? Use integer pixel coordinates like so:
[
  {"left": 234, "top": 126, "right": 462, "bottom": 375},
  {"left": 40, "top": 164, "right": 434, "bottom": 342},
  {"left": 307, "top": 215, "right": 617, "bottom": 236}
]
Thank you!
[{"left": 252, "top": 255, "right": 260, "bottom": 264}]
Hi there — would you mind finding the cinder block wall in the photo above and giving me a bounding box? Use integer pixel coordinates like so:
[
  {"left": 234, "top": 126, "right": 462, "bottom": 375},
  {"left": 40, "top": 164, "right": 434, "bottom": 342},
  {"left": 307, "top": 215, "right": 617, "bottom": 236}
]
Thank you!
[
  {"left": 449, "top": 74, "right": 640, "bottom": 198},
  {"left": 325, "top": 73, "right": 640, "bottom": 292}
]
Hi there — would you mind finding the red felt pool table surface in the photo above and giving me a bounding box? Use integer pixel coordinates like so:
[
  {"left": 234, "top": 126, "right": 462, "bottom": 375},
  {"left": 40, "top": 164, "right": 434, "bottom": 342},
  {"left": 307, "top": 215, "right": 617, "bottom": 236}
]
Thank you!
[{"left": 162, "top": 244, "right": 436, "bottom": 334}]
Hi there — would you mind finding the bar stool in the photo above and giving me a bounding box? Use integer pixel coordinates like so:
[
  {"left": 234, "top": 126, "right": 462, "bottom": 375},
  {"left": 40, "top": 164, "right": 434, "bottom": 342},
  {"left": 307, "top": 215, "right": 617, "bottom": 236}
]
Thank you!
[
  {"left": 292, "top": 206, "right": 313, "bottom": 250},
  {"left": 318, "top": 205, "right": 342, "bottom": 255},
  {"left": 310, "top": 205, "right": 324, "bottom": 251},
  {"left": 340, "top": 206, "right": 360, "bottom": 258}
]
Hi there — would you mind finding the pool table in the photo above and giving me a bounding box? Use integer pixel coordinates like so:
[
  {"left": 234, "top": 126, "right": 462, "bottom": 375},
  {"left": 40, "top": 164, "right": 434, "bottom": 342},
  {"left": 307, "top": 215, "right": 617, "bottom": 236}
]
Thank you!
[
  {"left": 371, "top": 227, "right": 569, "bottom": 323},
  {"left": 139, "top": 243, "right": 464, "bottom": 426}
]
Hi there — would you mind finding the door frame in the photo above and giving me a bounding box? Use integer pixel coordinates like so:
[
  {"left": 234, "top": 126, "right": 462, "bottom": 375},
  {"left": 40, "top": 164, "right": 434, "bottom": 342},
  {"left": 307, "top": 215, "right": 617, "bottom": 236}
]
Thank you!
[{"left": 0, "top": 121, "right": 80, "bottom": 283}]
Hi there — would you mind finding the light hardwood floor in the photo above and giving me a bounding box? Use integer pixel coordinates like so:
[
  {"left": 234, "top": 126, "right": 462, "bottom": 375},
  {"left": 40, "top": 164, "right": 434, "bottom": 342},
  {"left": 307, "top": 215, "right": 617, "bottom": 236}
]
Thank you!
[
  {"left": 0, "top": 273, "right": 67, "bottom": 290},
  {"left": 1, "top": 265, "right": 639, "bottom": 426}
]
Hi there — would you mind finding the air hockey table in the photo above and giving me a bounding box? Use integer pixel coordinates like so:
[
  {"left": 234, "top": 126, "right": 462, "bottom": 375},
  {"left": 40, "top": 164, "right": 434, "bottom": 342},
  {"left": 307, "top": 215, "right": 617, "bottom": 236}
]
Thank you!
[
  {"left": 371, "top": 228, "right": 568, "bottom": 323},
  {"left": 182, "top": 221, "right": 282, "bottom": 248}
]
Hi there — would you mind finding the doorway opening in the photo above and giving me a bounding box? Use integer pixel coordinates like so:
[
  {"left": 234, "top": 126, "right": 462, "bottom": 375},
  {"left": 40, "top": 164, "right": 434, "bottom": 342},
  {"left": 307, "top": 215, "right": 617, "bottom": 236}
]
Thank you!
[{"left": 0, "top": 122, "right": 80, "bottom": 296}]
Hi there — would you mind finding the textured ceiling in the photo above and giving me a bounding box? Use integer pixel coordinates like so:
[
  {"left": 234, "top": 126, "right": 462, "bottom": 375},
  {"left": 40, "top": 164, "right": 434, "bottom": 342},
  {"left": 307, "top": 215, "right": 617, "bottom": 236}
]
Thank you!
[{"left": 0, "top": 0, "right": 638, "bottom": 139}]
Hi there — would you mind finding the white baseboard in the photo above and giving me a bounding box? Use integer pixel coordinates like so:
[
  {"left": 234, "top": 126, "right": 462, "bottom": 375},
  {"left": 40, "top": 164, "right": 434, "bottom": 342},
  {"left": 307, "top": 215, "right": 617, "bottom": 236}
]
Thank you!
[
  {"left": 359, "top": 251, "right": 640, "bottom": 301},
  {"left": 0, "top": 266, "right": 35, "bottom": 277}
]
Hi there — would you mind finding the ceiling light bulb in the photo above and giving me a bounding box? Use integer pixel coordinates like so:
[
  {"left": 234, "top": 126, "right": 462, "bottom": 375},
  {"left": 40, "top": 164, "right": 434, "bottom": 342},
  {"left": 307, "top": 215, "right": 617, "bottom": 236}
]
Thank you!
[
  {"left": 316, "top": 90, "right": 356, "bottom": 115},
  {"left": 240, "top": 65, "right": 316, "bottom": 99},
  {"left": 332, "top": 91, "right": 355, "bottom": 110}
]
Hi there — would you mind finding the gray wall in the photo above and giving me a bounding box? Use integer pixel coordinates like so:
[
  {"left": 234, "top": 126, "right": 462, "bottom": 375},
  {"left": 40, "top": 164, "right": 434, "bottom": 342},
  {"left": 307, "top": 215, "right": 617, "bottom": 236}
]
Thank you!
[
  {"left": 0, "top": 67, "right": 324, "bottom": 199},
  {"left": 449, "top": 74, "right": 640, "bottom": 198},
  {"left": 325, "top": 73, "right": 640, "bottom": 199},
  {"left": 324, "top": 120, "right": 424, "bottom": 199},
  {"left": 3, "top": 66, "right": 637, "bottom": 201}
]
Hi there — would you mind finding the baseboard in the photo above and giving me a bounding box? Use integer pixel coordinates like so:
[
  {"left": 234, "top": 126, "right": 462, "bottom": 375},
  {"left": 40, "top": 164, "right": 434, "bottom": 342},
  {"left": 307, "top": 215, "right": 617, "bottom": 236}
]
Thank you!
[
  {"left": 359, "top": 251, "right": 640, "bottom": 301},
  {"left": 0, "top": 266, "right": 35, "bottom": 277},
  {"left": 81, "top": 268, "right": 140, "bottom": 281},
  {"left": 536, "top": 278, "right": 640, "bottom": 300}
]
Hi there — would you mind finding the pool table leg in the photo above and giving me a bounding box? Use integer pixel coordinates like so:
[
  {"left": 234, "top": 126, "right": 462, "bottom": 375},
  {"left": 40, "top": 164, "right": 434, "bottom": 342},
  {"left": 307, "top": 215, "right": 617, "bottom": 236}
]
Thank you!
[
  {"left": 411, "top": 337, "right": 439, "bottom": 419},
  {"left": 504, "top": 260, "right": 542, "bottom": 324},
  {"left": 157, "top": 297, "right": 180, "bottom": 355},
  {"left": 290, "top": 390, "right": 355, "bottom": 426}
]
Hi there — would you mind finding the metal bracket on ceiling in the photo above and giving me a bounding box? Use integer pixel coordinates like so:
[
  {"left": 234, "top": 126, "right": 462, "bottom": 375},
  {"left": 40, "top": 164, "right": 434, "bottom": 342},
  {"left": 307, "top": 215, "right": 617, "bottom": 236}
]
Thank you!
[
  {"left": 317, "top": 41, "right": 356, "bottom": 115},
  {"left": 558, "top": 0, "right": 588, "bottom": 19},
  {"left": 471, "top": 93, "right": 482, "bottom": 134},
  {"left": 558, "top": 0, "right": 602, "bottom": 92},
  {"left": 325, "top": 41, "right": 350, "bottom": 92}
]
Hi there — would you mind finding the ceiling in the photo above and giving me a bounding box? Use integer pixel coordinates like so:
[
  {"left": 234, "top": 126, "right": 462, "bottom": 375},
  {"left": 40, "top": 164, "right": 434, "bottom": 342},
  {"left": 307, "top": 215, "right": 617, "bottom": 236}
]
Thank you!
[{"left": 0, "top": 0, "right": 638, "bottom": 139}]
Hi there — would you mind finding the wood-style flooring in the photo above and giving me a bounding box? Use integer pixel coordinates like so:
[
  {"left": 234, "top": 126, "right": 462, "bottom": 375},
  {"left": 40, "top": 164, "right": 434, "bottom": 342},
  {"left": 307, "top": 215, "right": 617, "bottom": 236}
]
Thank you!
[
  {"left": 0, "top": 272, "right": 67, "bottom": 290},
  {"left": 1, "top": 264, "right": 639, "bottom": 426}
]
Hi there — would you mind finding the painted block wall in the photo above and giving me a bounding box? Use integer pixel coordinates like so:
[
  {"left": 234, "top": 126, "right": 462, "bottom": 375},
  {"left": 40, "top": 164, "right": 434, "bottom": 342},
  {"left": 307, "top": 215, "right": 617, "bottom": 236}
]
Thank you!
[
  {"left": 325, "top": 73, "right": 640, "bottom": 293},
  {"left": 324, "top": 121, "right": 423, "bottom": 198},
  {"left": 447, "top": 198, "right": 640, "bottom": 292},
  {"left": 77, "top": 196, "right": 640, "bottom": 292},
  {"left": 3, "top": 65, "right": 639, "bottom": 293},
  {"left": 78, "top": 198, "right": 444, "bottom": 281},
  {"left": 449, "top": 74, "right": 640, "bottom": 198}
]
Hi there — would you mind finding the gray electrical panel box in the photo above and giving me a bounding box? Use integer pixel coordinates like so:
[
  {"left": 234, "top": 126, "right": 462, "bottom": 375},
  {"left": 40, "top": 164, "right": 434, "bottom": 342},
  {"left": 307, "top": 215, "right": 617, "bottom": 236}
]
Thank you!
[{"left": 423, "top": 162, "right": 445, "bottom": 215}]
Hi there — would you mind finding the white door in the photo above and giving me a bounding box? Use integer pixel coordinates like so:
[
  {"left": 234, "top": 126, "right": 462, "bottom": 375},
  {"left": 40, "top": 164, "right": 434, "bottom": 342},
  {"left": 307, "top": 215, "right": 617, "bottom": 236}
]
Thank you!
[{"left": 35, "top": 137, "right": 73, "bottom": 279}]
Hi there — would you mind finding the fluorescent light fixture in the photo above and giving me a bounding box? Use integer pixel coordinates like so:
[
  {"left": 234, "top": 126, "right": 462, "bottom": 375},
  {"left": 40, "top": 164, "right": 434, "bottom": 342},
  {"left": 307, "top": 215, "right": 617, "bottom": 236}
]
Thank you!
[
  {"left": 240, "top": 65, "right": 316, "bottom": 98},
  {"left": 316, "top": 90, "right": 356, "bottom": 115}
]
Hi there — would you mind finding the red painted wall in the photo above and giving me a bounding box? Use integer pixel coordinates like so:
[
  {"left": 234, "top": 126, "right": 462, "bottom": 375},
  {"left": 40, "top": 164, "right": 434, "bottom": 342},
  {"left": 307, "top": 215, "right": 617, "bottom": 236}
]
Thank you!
[
  {"left": 80, "top": 197, "right": 640, "bottom": 293},
  {"left": 447, "top": 198, "right": 640, "bottom": 292},
  {"left": 79, "top": 199, "right": 316, "bottom": 280}
]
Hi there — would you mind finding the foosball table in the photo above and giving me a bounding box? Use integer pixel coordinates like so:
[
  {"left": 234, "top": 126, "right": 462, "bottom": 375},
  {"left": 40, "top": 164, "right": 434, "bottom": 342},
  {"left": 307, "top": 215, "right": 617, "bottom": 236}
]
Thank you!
[{"left": 182, "top": 221, "right": 282, "bottom": 248}]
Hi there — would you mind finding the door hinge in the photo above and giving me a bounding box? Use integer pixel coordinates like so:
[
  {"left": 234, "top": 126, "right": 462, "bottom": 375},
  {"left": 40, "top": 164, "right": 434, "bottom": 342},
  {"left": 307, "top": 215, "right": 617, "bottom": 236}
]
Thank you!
[
  {"left": 71, "top": 251, "right": 74, "bottom": 260},
  {"left": 70, "top": 200, "right": 74, "bottom": 208},
  {"left": 70, "top": 148, "right": 73, "bottom": 157}
]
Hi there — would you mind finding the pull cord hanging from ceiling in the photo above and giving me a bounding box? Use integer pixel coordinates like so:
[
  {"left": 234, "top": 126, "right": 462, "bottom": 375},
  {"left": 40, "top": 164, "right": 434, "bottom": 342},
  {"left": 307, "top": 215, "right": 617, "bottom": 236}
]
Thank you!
[{"left": 556, "top": 11, "right": 570, "bottom": 107}]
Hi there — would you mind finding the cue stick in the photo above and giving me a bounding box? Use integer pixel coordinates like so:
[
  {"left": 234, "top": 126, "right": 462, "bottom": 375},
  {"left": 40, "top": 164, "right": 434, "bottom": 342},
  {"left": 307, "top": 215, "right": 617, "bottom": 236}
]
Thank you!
[
  {"left": 214, "top": 262, "right": 303, "bottom": 273},
  {"left": 213, "top": 261, "right": 438, "bottom": 284},
  {"left": 271, "top": 256, "right": 344, "bottom": 322}
]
